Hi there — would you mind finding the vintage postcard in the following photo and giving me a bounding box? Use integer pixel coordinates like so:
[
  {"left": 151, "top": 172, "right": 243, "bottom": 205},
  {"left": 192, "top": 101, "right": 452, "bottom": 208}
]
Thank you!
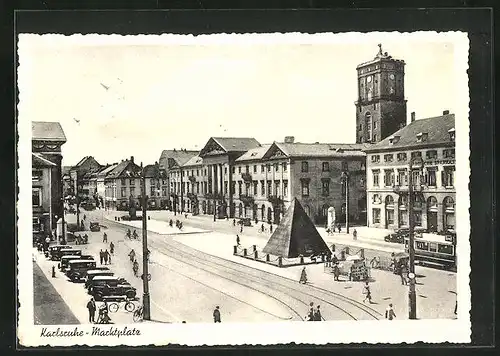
[{"left": 17, "top": 31, "right": 470, "bottom": 346}]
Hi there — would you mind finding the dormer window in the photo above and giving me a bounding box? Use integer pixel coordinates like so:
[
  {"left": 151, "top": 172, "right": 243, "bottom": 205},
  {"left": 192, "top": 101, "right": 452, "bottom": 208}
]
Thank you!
[
  {"left": 416, "top": 132, "right": 428, "bottom": 143},
  {"left": 448, "top": 128, "right": 455, "bottom": 141}
]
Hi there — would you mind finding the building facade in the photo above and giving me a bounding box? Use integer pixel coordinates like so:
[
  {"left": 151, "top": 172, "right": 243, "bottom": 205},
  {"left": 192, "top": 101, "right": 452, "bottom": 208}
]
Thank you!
[
  {"left": 355, "top": 44, "right": 407, "bottom": 144},
  {"left": 32, "top": 121, "right": 66, "bottom": 243},
  {"left": 69, "top": 156, "right": 103, "bottom": 202},
  {"left": 364, "top": 112, "right": 456, "bottom": 233},
  {"left": 103, "top": 157, "right": 143, "bottom": 211},
  {"left": 169, "top": 137, "right": 368, "bottom": 225}
]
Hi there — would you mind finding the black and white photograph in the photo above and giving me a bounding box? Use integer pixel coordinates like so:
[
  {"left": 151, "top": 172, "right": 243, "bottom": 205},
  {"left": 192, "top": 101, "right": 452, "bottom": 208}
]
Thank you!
[{"left": 17, "top": 30, "right": 471, "bottom": 346}]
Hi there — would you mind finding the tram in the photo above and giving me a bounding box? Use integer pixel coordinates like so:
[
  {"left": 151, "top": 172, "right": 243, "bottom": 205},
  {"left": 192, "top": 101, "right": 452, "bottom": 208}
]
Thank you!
[{"left": 404, "top": 232, "right": 456, "bottom": 271}]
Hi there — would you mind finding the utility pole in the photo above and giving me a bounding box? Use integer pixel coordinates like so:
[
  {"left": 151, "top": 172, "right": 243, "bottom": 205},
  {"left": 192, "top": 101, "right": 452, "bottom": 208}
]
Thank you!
[
  {"left": 342, "top": 171, "right": 350, "bottom": 234},
  {"left": 140, "top": 163, "right": 151, "bottom": 321},
  {"left": 407, "top": 157, "right": 422, "bottom": 320}
]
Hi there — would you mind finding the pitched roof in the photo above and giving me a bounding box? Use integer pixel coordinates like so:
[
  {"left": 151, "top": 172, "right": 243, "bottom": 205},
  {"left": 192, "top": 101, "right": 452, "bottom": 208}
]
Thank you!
[
  {"left": 263, "top": 142, "right": 368, "bottom": 159},
  {"left": 182, "top": 155, "right": 203, "bottom": 167},
  {"left": 32, "top": 153, "right": 57, "bottom": 167},
  {"left": 97, "top": 164, "right": 118, "bottom": 178},
  {"left": 143, "top": 164, "right": 160, "bottom": 178},
  {"left": 32, "top": 121, "right": 67, "bottom": 142},
  {"left": 106, "top": 160, "right": 141, "bottom": 179},
  {"left": 262, "top": 198, "right": 330, "bottom": 258},
  {"left": 212, "top": 137, "right": 261, "bottom": 152},
  {"left": 159, "top": 150, "right": 199, "bottom": 169},
  {"left": 235, "top": 145, "right": 271, "bottom": 162},
  {"left": 364, "top": 113, "right": 455, "bottom": 152}
]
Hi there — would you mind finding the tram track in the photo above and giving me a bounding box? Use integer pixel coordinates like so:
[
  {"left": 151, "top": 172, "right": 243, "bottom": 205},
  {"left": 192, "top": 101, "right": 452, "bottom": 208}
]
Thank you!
[{"left": 106, "top": 218, "right": 380, "bottom": 321}]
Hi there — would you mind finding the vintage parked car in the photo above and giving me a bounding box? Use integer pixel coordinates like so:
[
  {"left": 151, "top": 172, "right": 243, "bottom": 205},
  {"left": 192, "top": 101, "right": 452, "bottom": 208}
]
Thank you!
[
  {"left": 89, "top": 222, "right": 101, "bottom": 232},
  {"left": 45, "top": 245, "right": 72, "bottom": 259},
  {"left": 84, "top": 269, "right": 114, "bottom": 289},
  {"left": 51, "top": 248, "right": 82, "bottom": 261},
  {"left": 384, "top": 233, "right": 405, "bottom": 244},
  {"left": 66, "top": 259, "right": 97, "bottom": 281},
  {"left": 59, "top": 255, "right": 83, "bottom": 271},
  {"left": 87, "top": 276, "right": 136, "bottom": 301}
]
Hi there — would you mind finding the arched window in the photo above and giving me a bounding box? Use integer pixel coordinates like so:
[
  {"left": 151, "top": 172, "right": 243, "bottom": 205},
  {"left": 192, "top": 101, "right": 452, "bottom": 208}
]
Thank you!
[
  {"left": 304, "top": 205, "right": 310, "bottom": 217},
  {"left": 444, "top": 196, "right": 455, "bottom": 211},
  {"left": 398, "top": 195, "right": 408, "bottom": 209},
  {"left": 373, "top": 194, "right": 382, "bottom": 204},
  {"left": 385, "top": 195, "right": 394, "bottom": 206},
  {"left": 321, "top": 204, "right": 329, "bottom": 217},
  {"left": 238, "top": 203, "right": 243, "bottom": 217},
  {"left": 365, "top": 112, "right": 373, "bottom": 140},
  {"left": 427, "top": 196, "right": 438, "bottom": 210},
  {"left": 414, "top": 194, "right": 423, "bottom": 209}
]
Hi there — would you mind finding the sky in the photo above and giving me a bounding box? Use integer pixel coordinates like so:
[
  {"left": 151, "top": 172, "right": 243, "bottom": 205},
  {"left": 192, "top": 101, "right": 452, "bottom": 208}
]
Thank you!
[{"left": 18, "top": 32, "right": 468, "bottom": 167}]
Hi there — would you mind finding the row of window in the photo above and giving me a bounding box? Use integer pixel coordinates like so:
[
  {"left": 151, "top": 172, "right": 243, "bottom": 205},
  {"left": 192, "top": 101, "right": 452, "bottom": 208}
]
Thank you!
[
  {"left": 118, "top": 178, "right": 166, "bottom": 186},
  {"left": 372, "top": 195, "right": 455, "bottom": 210},
  {"left": 171, "top": 160, "right": 352, "bottom": 178},
  {"left": 372, "top": 208, "right": 455, "bottom": 229},
  {"left": 371, "top": 149, "right": 455, "bottom": 163},
  {"left": 172, "top": 180, "right": 291, "bottom": 198},
  {"left": 371, "top": 166, "right": 455, "bottom": 188}
]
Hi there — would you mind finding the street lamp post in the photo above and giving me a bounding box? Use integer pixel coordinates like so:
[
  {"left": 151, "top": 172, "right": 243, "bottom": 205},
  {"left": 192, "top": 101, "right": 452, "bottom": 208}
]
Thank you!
[
  {"left": 407, "top": 157, "right": 423, "bottom": 320},
  {"left": 341, "top": 171, "right": 350, "bottom": 234},
  {"left": 140, "top": 163, "right": 151, "bottom": 321}
]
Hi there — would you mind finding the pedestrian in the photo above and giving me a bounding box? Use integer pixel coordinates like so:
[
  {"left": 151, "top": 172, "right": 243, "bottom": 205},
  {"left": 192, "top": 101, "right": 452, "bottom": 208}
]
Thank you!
[
  {"left": 270, "top": 224, "right": 273, "bottom": 233},
  {"left": 103, "top": 232, "right": 107, "bottom": 243},
  {"left": 333, "top": 264, "right": 340, "bottom": 281},
  {"left": 363, "top": 282, "right": 372, "bottom": 303},
  {"left": 454, "top": 299, "right": 457, "bottom": 315},
  {"left": 314, "top": 305, "right": 322, "bottom": 321},
  {"left": 240, "top": 225, "right": 243, "bottom": 233},
  {"left": 352, "top": 228, "right": 357, "bottom": 240},
  {"left": 400, "top": 264, "right": 408, "bottom": 285},
  {"left": 233, "top": 219, "right": 236, "bottom": 226},
  {"left": 109, "top": 241, "right": 114, "bottom": 255},
  {"left": 385, "top": 303, "right": 396, "bottom": 320},
  {"left": 337, "top": 223, "right": 342, "bottom": 233},
  {"left": 261, "top": 224, "right": 265, "bottom": 233},
  {"left": 307, "top": 302, "right": 314, "bottom": 321},
  {"left": 213, "top": 215, "right": 216, "bottom": 222},
  {"left": 185, "top": 213, "right": 188, "bottom": 219},
  {"left": 299, "top": 267, "right": 307, "bottom": 284},
  {"left": 128, "top": 249, "right": 136, "bottom": 263},
  {"left": 104, "top": 249, "right": 110, "bottom": 264},
  {"left": 86, "top": 297, "right": 96, "bottom": 323},
  {"left": 236, "top": 235, "right": 240, "bottom": 246},
  {"left": 213, "top": 306, "right": 221, "bottom": 323},
  {"left": 133, "top": 260, "right": 139, "bottom": 277},
  {"left": 99, "top": 249, "right": 104, "bottom": 265}
]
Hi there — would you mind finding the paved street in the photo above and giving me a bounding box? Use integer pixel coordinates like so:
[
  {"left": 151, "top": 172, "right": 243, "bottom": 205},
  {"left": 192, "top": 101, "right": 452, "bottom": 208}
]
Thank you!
[
  {"left": 105, "top": 209, "right": 457, "bottom": 320},
  {"left": 36, "top": 208, "right": 456, "bottom": 324},
  {"left": 33, "top": 261, "right": 80, "bottom": 325}
]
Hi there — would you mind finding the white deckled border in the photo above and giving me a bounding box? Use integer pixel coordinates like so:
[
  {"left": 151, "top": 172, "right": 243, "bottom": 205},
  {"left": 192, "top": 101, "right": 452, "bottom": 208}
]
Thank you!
[{"left": 17, "top": 31, "right": 471, "bottom": 347}]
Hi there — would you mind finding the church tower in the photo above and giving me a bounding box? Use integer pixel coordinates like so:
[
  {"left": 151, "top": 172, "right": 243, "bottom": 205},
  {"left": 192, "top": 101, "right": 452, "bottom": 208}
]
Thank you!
[{"left": 355, "top": 44, "right": 407, "bottom": 144}]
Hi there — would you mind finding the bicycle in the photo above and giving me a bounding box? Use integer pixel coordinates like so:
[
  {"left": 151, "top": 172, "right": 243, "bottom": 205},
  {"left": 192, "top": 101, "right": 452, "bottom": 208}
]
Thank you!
[
  {"left": 108, "top": 299, "right": 136, "bottom": 313},
  {"left": 133, "top": 305, "right": 143, "bottom": 322}
]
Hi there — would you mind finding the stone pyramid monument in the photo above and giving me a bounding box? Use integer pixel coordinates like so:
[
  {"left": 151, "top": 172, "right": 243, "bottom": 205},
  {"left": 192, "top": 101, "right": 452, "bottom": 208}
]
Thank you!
[{"left": 262, "top": 198, "right": 330, "bottom": 258}]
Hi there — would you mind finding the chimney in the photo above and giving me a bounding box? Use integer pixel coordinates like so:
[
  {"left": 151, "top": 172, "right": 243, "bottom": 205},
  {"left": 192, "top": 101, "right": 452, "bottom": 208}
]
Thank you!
[
  {"left": 443, "top": 110, "right": 450, "bottom": 115},
  {"left": 411, "top": 112, "right": 416, "bottom": 122},
  {"left": 284, "top": 136, "right": 295, "bottom": 143},
  {"left": 130, "top": 156, "right": 134, "bottom": 163}
]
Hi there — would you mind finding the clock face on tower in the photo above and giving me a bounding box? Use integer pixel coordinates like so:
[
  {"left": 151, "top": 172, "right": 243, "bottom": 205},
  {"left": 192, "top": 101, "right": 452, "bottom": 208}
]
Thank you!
[
  {"left": 389, "top": 74, "right": 395, "bottom": 80},
  {"left": 367, "top": 76, "right": 372, "bottom": 83}
]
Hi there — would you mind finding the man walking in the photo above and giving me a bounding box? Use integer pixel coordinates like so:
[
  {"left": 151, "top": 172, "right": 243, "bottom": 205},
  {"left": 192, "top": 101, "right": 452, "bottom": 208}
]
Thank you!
[
  {"left": 99, "top": 249, "right": 104, "bottom": 265},
  {"left": 314, "top": 305, "right": 322, "bottom": 321},
  {"left": 213, "top": 306, "right": 221, "bottom": 323},
  {"left": 86, "top": 297, "right": 96, "bottom": 323},
  {"left": 352, "top": 228, "right": 357, "bottom": 241},
  {"left": 109, "top": 241, "right": 114, "bottom": 255},
  {"left": 363, "top": 282, "right": 372, "bottom": 303},
  {"left": 104, "top": 249, "right": 110, "bottom": 264},
  {"left": 236, "top": 235, "right": 240, "bottom": 246},
  {"left": 385, "top": 303, "right": 396, "bottom": 320},
  {"left": 103, "top": 232, "right": 107, "bottom": 243}
]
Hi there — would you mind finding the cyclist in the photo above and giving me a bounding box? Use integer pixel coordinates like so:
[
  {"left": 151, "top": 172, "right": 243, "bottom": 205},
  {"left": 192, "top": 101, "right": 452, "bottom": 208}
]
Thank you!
[
  {"left": 128, "top": 249, "right": 136, "bottom": 263},
  {"left": 126, "top": 229, "right": 131, "bottom": 240},
  {"left": 133, "top": 230, "right": 138, "bottom": 240},
  {"left": 132, "top": 260, "right": 139, "bottom": 277}
]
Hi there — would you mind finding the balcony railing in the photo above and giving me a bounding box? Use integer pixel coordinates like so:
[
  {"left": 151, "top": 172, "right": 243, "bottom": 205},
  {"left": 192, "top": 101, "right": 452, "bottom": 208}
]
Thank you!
[
  {"left": 241, "top": 172, "right": 252, "bottom": 182},
  {"left": 187, "top": 192, "right": 198, "bottom": 201},
  {"left": 268, "top": 195, "right": 283, "bottom": 206},
  {"left": 239, "top": 194, "right": 254, "bottom": 206}
]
